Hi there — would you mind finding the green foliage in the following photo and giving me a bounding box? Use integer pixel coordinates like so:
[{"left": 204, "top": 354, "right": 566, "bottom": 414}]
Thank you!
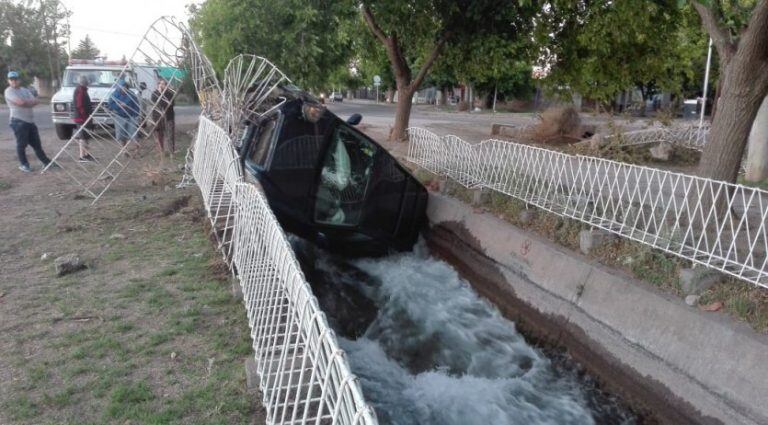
[
  {"left": 189, "top": 0, "right": 357, "bottom": 90},
  {"left": 437, "top": 34, "right": 535, "bottom": 100},
  {"left": 0, "top": 1, "right": 70, "bottom": 85},
  {"left": 71, "top": 35, "right": 100, "bottom": 60},
  {"left": 539, "top": 0, "right": 708, "bottom": 103}
]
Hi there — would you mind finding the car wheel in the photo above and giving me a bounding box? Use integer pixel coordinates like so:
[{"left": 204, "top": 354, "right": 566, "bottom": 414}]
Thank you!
[{"left": 55, "top": 124, "right": 74, "bottom": 140}]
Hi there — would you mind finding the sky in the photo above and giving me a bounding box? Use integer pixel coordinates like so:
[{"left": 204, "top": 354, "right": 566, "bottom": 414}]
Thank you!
[{"left": 61, "top": 0, "right": 200, "bottom": 60}]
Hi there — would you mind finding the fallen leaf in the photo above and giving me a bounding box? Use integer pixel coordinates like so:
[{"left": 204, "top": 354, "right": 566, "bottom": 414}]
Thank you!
[{"left": 700, "top": 301, "right": 723, "bottom": 312}]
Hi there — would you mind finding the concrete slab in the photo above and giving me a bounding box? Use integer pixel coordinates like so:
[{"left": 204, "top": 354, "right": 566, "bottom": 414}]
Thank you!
[{"left": 426, "top": 193, "right": 768, "bottom": 425}]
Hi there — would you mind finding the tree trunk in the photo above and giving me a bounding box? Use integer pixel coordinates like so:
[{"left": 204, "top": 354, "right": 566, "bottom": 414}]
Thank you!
[
  {"left": 698, "top": 62, "right": 768, "bottom": 183},
  {"left": 390, "top": 84, "right": 414, "bottom": 141},
  {"left": 492, "top": 85, "right": 498, "bottom": 113},
  {"left": 745, "top": 95, "right": 768, "bottom": 182},
  {"left": 694, "top": 0, "right": 768, "bottom": 183}
]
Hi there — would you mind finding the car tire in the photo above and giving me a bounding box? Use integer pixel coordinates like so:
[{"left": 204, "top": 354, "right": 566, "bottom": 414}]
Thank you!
[{"left": 55, "top": 124, "right": 74, "bottom": 140}]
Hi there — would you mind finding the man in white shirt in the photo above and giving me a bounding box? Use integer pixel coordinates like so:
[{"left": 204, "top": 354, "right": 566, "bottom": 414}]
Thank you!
[{"left": 4, "top": 71, "right": 52, "bottom": 172}]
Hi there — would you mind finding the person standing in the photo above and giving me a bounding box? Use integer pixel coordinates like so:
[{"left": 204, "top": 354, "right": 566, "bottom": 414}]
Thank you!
[
  {"left": 4, "top": 71, "right": 53, "bottom": 172},
  {"left": 107, "top": 79, "right": 140, "bottom": 151},
  {"left": 73, "top": 74, "right": 95, "bottom": 162},
  {"left": 151, "top": 78, "right": 176, "bottom": 156}
]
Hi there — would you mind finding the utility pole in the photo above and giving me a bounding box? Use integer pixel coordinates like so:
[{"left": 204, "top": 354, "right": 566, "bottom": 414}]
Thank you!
[{"left": 699, "top": 38, "right": 713, "bottom": 129}]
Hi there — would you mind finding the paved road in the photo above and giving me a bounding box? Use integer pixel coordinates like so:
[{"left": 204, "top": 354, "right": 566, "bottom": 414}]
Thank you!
[
  {"left": 327, "top": 99, "right": 533, "bottom": 138},
  {"left": 0, "top": 103, "right": 201, "bottom": 141}
]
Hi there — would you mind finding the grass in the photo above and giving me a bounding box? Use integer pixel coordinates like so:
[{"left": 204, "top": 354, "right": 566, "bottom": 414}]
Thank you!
[
  {"left": 737, "top": 176, "right": 768, "bottom": 191},
  {"left": 0, "top": 193, "right": 258, "bottom": 424}
]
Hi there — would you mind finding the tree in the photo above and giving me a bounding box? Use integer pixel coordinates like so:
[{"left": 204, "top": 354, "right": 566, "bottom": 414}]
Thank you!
[
  {"left": 359, "top": 1, "right": 536, "bottom": 141},
  {"left": 690, "top": 0, "right": 768, "bottom": 183},
  {"left": 438, "top": 34, "right": 535, "bottom": 110},
  {"left": 538, "top": 1, "right": 705, "bottom": 110},
  {"left": 71, "top": 35, "right": 100, "bottom": 59},
  {"left": 0, "top": 0, "right": 69, "bottom": 92},
  {"left": 189, "top": 0, "right": 356, "bottom": 91}
]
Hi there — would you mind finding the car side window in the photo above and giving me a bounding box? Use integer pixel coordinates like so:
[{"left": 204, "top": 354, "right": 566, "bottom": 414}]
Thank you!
[
  {"left": 248, "top": 118, "right": 277, "bottom": 167},
  {"left": 314, "top": 125, "right": 378, "bottom": 226}
]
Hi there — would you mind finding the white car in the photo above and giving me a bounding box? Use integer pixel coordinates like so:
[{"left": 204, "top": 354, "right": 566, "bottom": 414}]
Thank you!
[
  {"left": 51, "top": 60, "right": 157, "bottom": 140},
  {"left": 329, "top": 92, "right": 343, "bottom": 103}
]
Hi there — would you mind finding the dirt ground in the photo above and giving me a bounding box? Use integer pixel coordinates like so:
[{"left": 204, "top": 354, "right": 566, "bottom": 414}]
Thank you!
[{"left": 0, "top": 122, "right": 266, "bottom": 424}]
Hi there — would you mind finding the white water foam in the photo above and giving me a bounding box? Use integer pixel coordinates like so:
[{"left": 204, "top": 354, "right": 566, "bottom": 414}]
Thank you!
[{"left": 328, "top": 246, "right": 635, "bottom": 425}]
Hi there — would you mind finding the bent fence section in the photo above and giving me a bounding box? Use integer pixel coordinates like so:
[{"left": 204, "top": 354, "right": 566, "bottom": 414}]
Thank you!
[
  {"left": 193, "top": 116, "right": 377, "bottom": 425},
  {"left": 604, "top": 124, "right": 709, "bottom": 150},
  {"left": 407, "top": 127, "right": 768, "bottom": 290}
]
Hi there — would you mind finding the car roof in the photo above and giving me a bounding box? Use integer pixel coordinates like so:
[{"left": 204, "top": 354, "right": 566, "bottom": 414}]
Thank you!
[{"left": 66, "top": 65, "right": 125, "bottom": 71}]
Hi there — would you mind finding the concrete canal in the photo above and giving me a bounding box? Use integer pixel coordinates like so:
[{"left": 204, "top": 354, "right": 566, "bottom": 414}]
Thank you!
[{"left": 291, "top": 238, "right": 638, "bottom": 425}]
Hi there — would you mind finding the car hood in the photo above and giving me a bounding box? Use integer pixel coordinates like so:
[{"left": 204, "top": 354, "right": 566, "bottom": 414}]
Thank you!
[{"left": 51, "top": 86, "right": 139, "bottom": 103}]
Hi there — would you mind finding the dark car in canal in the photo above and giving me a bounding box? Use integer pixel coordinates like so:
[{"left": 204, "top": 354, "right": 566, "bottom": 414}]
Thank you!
[{"left": 238, "top": 85, "right": 428, "bottom": 257}]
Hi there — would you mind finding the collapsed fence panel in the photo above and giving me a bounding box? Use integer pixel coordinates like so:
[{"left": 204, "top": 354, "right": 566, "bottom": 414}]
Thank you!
[
  {"left": 43, "top": 16, "right": 222, "bottom": 203},
  {"left": 406, "top": 127, "right": 768, "bottom": 290},
  {"left": 193, "top": 116, "right": 377, "bottom": 425},
  {"left": 603, "top": 124, "right": 709, "bottom": 150}
]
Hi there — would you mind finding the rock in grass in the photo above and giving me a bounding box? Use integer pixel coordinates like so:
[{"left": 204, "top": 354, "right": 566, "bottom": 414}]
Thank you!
[
  {"left": 650, "top": 142, "right": 673, "bottom": 161},
  {"left": 54, "top": 254, "right": 86, "bottom": 277},
  {"left": 685, "top": 295, "right": 701, "bottom": 306}
]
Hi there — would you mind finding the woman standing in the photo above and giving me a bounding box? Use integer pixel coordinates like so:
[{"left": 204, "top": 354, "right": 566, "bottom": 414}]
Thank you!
[
  {"left": 151, "top": 78, "right": 176, "bottom": 156},
  {"left": 73, "top": 74, "right": 95, "bottom": 162}
]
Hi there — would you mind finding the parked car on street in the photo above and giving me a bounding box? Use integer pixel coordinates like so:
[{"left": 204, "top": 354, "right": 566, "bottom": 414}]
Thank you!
[
  {"left": 238, "top": 84, "right": 427, "bottom": 256},
  {"left": 329, "top": 91, "right": 343, "bottom": 102}
]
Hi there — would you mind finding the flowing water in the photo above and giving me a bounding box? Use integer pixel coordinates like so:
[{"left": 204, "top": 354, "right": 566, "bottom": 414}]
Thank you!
[{"left": 292, "top": 239, "right": 637, "bottom": 425}]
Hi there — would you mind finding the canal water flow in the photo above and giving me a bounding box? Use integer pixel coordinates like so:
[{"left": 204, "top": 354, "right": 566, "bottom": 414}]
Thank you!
[{"left": 291, "top": 239, "right": 637, "bottom": 425}]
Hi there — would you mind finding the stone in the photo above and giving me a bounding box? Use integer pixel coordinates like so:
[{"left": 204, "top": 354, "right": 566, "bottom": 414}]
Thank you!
[
  {"left": 231, "top": 279, "right": 243, "bottom": 299},
  {"left": 245, "top": 357, "right": 260, "bottom": 390},
  {"left": 472, "top": 189, "right": 490, "bottom": 206},
  {"left": 685, "top": 295, "right": 700, "bottom": 307},
  {"left": 518, "top": 209, "right": 536, "bottom": 225},
  {"left": 579, "top": 229, "right": 616, "bottom": 255},
  {"left": 679, "top": 267, "right": 722, "bottom": 295},
  {"left": 588, "top": 133, "right": 608, "bottom": 149},
  {"left": 54, "top": 254, "right": 86, "bottom": 277},
  {"left": 650, "top": 142, "right": 673, "bottom": 161}
]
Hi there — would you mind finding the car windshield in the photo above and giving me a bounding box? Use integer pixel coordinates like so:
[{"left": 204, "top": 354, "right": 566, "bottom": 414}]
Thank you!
[{"left": 63, "top": 69, "right": 134, "bottom": 88}]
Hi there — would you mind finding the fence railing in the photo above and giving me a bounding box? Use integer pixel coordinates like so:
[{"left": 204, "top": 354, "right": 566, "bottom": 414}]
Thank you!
[
  {"left": 193, "top": 116, "right": 377, "bottom": 425},
  {"left": 604, "top": 123, "right": 709, "bottom": 150},
  {"left": 407, "top": 127, "right": 768, "bottom": 290}
]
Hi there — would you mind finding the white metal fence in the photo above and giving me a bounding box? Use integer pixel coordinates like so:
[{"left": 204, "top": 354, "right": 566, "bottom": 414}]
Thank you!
[
  {"left": 43, "top": 16, "right": 221, "bottom": 204},
  {"left": 407, "top": 127, "right": 768, "bottom": 290},
  {"left": 193, "top": 116, "right": 377, "bottom": 425},
  {"left": 604, "top": 124, "right": 709, "bottom": 150}
]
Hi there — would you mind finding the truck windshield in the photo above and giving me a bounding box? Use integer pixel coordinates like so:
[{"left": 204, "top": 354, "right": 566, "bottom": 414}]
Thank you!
[{"left": 62, "top": 69, "right": 134, "bottom": 88}]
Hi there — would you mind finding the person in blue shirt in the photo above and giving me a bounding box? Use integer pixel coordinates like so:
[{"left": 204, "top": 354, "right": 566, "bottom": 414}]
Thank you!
[{"left": 107, "top": 79, "right": 140, "bottom": 149}]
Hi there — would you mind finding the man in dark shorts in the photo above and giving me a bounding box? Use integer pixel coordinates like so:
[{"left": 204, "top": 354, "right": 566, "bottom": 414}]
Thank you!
[
  {"left": 73, "top": 74, "right": 95, "bottom": 162},
  {"left": 4, "top": 71, "right": 52, "bottom": 172}
]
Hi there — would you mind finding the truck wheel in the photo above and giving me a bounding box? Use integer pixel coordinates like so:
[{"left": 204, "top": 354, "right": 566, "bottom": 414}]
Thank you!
[{"left": 55, "top": 124, "right": 74, "bottom": 140}]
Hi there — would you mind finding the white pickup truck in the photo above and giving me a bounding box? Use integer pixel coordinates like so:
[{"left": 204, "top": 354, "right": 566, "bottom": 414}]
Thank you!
[{"left": 51, "top": 60, "right": 157, "bottom": 140}]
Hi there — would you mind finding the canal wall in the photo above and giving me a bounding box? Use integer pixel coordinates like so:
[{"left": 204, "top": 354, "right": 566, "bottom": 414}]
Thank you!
[{"left": 425, "top": 192, "right": 768, "bottom": 425}]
